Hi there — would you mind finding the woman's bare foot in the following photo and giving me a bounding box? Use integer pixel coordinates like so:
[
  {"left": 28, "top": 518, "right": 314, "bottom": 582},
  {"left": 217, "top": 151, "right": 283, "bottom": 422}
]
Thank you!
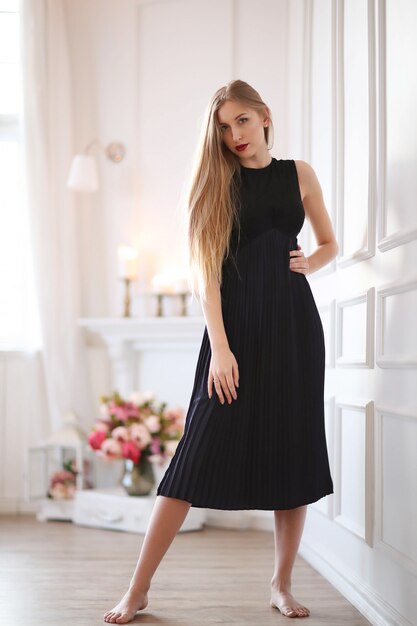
[
  {"left": 270, "top": 587, "right": 310, "bottom": 618},
  {"left": 103, "top": 587, "right": 148, "bottom": 624}
]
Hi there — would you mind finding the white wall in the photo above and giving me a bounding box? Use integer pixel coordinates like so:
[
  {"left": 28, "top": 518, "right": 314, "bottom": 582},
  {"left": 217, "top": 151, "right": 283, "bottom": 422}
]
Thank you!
[
  {"left": 2, "top": 0, "right": 417, "bottom": 623},
  {"left": 288, "top": 1, "right": 417, "bottom": 625}
]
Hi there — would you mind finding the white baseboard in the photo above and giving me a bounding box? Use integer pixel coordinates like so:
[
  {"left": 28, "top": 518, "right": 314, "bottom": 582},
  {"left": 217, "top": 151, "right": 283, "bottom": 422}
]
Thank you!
[
  {"left": 298, "top": 540, "right": 411, "bottom": 626},
  {"left": 0, "top": 498, "right": 38, "bottom": 514}
]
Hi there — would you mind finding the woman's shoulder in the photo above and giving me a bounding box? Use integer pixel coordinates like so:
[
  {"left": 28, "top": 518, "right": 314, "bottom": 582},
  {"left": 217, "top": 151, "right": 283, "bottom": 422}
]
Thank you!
[{"left": 291, "top": 159, "right": 319, "bottom": 201}]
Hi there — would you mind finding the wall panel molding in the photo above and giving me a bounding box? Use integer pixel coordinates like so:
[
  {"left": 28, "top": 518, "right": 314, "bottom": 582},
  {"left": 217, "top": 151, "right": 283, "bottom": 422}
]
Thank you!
[
  {"left": 333, "top": 399, "right": 374, "bottom": 546},
  {"left": 376, "top": 0, "right": 417, "bottom": 252},
  {"left": 374, "top": 405, "right": 417, "bottom": 575},
  {"left": 336, "top": 0, "right": 377, "bottom": 268},
  {"left": 336, "top": 288, "right": 375, "bottom": 368},
  {"left": 306, "top": 0, "right": 337, "bottom": 279},
  {"left": 376, "top": 277, "right": 417, "bottom": 368}
]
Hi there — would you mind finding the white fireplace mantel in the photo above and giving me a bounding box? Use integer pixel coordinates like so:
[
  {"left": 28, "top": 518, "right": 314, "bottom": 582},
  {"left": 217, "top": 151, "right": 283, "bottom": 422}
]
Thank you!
[{"left": 78, "top": 316, "right": 206, "bottom": 396}]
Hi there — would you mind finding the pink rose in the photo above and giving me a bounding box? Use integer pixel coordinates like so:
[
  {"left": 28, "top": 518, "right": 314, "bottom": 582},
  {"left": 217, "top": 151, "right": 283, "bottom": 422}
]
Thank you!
[
  {"left": 124, "top": 401, "right": 141, "bottom": 419},
  {"left": 122, "top": 441, "right": 141, "bottom": 464},
  {"left": 150, "top": 436, "right": 161, "bottom": 455},
  {"left": 66, "top": 484, "right": 76, "bottom": 498},
  {"left": 108, "top": 403, "right": 130, "bottom": 422},
  {"left": 88, "top": 430, "right": 107, "bottom": 450},
  {"left": 165, "top": 420, "right": 184, "bottom": 436},
  {"left": 99, "top": 403, "right": 110, "bottom": 419},
  {"left": 49, "top": 483, "right": 68, "bottom": 500},
  {"left": 111, "top": 426, "right": 130, "bottom": 442},
  {"left": 130, "top": 423, "right": 151, "bottom": 449},
  {"left": 50, "top": 470, "right": 75, "bottom": 488},
  {"left": 108, "top": 401, "right": 141, "bottom": 422},
  {"left": 145, "top": 415, "right": 161, "bottom": 433},
  {"left": 129, "top": 390, "right": 155, "bottom": 405},
  {"left": 99, "top": 438, "right": 122, "bottom": 460},
  {"left": 95, "top": 420, "right": 110, "bottom": 433},
  {"left": 164, "top": 407, "right": 185, "bottom": 422}
]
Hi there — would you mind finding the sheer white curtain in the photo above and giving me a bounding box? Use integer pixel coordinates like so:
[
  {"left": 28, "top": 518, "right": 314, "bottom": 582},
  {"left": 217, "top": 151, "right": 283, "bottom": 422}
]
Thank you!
[{"left": 20, "top": 0, "right": 93, "bottom": 431}]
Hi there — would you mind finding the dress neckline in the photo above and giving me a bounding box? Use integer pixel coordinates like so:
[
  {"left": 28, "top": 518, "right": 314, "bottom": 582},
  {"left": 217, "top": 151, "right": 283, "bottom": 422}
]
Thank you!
[{"left": 240, "top": 157, "right": 274, "bottom": 171}]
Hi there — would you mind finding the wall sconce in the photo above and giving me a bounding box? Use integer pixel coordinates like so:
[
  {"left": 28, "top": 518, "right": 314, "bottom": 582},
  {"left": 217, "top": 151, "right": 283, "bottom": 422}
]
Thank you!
[{"left": 66, "top": 139, "right": 126, "bottom": 191}]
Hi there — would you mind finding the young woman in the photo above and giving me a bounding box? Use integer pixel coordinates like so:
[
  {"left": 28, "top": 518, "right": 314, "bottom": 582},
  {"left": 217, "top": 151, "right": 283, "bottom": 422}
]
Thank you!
[{"left": 103, "top": 79, "right": 338, "bottom": 624}]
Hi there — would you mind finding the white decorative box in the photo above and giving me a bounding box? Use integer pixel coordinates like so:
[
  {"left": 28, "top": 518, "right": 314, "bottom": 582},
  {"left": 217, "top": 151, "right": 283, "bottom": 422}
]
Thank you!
[
  {"left": 72, "top": 487, "right": 206, "bottom": 533},
  {"left": 36, "top": 497, "right": 75, "bottom": 522}
]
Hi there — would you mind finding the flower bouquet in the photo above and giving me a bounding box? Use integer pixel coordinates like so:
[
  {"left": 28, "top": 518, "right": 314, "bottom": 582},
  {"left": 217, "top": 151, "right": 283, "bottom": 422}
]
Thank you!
[
  {"left": 88, "top": 390, "right": 185, "bottom": 495},
  {"left": 47, "top": 459, "right": 78, "bottom": 499}
]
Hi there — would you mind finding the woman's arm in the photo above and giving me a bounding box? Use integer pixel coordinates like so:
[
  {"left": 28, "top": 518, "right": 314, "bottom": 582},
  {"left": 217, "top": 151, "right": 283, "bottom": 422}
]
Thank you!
[
  {"left": 294, "top": 160, "right": 339, "bottom": 274},
  {"left": 200, "top": 277, "right": 229, "bottom": 350},
  {"left": 200, "top": 278, "right": 239, "bottom": 404}
]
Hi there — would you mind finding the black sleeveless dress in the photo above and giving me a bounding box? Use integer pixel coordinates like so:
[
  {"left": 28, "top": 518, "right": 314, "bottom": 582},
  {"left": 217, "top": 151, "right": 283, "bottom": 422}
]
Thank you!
[{"left": 156, "top": 157, "right": 334, "bottom": 510}]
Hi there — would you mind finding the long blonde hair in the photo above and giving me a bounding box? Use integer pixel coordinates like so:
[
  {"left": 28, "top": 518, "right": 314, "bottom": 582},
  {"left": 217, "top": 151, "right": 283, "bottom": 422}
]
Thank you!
[{"left": 186, "top": 79, "right": 274, "bottom": 302}]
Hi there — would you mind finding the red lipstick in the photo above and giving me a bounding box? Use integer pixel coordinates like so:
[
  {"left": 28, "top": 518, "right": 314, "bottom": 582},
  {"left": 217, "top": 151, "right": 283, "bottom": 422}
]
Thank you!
[{"left": 236, "top": 143, "right": 248, "bottom": 152}]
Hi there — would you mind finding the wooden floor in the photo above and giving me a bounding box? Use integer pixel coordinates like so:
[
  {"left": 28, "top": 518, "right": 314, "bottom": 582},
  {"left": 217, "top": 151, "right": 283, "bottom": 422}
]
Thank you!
[{"left": 0, "top": 515, "right": 371, "bottom": 626}]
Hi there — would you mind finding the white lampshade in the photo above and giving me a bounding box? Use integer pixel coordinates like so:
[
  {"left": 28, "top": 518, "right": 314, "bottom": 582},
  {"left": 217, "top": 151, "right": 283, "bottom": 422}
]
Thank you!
[{"left": 66, "top": 154, "right": 99, "bottom": 191}]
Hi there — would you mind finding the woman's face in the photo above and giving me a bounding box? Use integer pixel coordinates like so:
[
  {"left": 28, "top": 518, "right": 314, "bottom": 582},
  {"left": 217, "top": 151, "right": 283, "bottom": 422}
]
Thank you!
[{"left": 216, "top": 100, "right": 269, "bottom": 161}]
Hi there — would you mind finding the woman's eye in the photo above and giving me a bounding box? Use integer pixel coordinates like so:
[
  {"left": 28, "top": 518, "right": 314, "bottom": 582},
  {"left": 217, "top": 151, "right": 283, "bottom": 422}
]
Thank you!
[{"left": 220, "top": 118, "right": 248, "bottom": 132}]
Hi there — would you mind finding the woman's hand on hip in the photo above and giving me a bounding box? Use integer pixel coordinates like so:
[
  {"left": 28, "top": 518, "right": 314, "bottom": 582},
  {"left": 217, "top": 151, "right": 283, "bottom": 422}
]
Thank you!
[{"left": 289, "top": 244, "right": 310, "bottom": 275}]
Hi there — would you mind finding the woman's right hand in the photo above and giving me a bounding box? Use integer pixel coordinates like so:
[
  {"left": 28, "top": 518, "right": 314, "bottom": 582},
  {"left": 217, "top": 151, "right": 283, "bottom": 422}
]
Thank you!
[{"left": 208, "top": 345, "right": 239, "bottom": 404}]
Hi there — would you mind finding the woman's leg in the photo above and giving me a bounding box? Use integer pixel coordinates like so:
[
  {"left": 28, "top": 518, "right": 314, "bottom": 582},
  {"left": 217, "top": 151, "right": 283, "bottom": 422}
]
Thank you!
[
  {"left": 270, "top": 504, "right": 310, "bottom": 618},
  {"left": 104, "top": 495, "right": 191, "bottom": 624}
]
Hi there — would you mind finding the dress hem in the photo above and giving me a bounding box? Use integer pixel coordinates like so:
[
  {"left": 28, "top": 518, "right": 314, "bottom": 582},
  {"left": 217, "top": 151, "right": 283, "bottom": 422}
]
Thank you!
[{"left": 156, "top": 487, "right": 334, "bottom": 511}]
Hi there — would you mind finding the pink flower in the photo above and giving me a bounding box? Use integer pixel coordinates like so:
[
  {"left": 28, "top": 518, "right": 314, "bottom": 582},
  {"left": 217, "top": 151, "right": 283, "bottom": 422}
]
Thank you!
[
  {"left": 100, "top": 438, "right": 123, "bottom": 460},
  {"left": 66, "top": 484, "right": 76, "bottom": 498},
  {"left": 99, "top": 403, "right": 110, "bottom": 419},
  {"left": 88, "top": 430, "right": 107, "bottom": 450},
  {"left": 150, "top": 436, "right": 161, "bottom": 455},
  {"left": 108, "top": 401, "right": 141, "bottom": 422},
  {"left": 164, "top": 421, "right": 181, "bottom": 435},
  {"left": 122, "top": 441, "right": 141, "bottom": 464},
  {"left": 111, "top": 426, "right": 130, "bottom": 442},
  {"left": 94, "top": 420, "right": 110, "bottom": 433},
  {"left": 50, "top": 470, "right": 75, "bottom": 488},
  {"left": 145, "top": 414, "right": 161, "bottom": 433},
  {"left": 130, "top": 423, "right": 152, "bottom": 449},
  {"left": 129, "top": 390, "right": 155, "bottom": 405},
  {"left": 49, "top": 483, "right": 69, "bottom": 500},
  {"left": 125, "top": 401, "right": 141, "bottom": 418},
  {"left": 164, "top": 407, "right": 185, "bottom": 422},
  {"left": 108, "top": 402, "right": 130, "bottom": 422}
]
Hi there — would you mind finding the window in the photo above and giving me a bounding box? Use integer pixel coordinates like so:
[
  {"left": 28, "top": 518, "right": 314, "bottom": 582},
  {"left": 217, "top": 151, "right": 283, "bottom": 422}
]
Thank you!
[{"left": 0, "top": 0, "right": 42, "bottom": 350}]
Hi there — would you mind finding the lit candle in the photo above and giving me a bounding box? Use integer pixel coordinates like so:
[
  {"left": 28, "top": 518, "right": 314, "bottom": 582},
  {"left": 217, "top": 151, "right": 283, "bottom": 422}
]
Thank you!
[
  {"left": 151, "top": 273, "right": 175, "bottom": 294},
  {"left": 118, "top": 246, "right": 138, "bottom": 279},
  {"left": 151, "top": 270, "right": 189, "bottom": 294}
]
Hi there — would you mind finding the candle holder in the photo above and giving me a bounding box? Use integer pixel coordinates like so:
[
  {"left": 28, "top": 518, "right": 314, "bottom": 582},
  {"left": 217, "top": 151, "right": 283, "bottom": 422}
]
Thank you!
[
  {"left": 121, "top": 277, "right": 133, "bottom": 317},
  {"left": 155, "top": 291, "right": 189, "bottom": 317}
]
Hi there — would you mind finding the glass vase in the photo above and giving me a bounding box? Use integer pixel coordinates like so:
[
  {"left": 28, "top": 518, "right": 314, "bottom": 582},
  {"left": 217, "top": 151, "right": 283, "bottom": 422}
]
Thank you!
[{"left": 120, "top": 457, "right": 156, "bottom": 496}]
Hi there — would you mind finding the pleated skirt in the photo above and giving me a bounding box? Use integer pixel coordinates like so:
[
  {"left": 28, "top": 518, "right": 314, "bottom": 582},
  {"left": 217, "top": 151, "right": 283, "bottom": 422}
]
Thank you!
[{"left": 156, "top": 228, "right": 334, "bottom": 510}]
